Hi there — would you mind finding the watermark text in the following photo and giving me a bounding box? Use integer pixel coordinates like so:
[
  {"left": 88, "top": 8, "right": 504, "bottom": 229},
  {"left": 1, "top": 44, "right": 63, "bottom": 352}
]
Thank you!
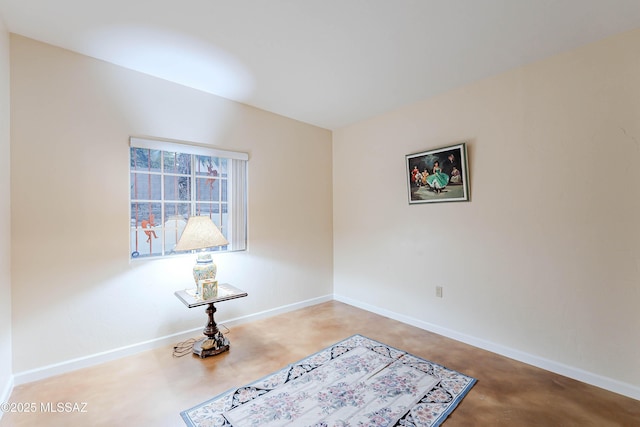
[{"left": 1, "top": 402, "right": 88, "bottom": 413}]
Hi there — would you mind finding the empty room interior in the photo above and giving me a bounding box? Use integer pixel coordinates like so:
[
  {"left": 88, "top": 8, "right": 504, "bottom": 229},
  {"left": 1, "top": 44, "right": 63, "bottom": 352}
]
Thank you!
[{"left": 1, "top": 1, "right": 639, "bottom": 426}]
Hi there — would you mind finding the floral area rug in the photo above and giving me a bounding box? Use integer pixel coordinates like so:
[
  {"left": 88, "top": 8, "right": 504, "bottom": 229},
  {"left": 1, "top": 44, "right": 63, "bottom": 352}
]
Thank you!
[{"left": 181, "top": 334, "right": 476, "bottom": 427}]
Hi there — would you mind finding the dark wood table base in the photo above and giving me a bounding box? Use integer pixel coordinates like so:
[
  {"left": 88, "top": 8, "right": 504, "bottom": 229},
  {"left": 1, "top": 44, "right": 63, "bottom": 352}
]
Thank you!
[
  {"left": 192, "top": 332, "right": 230, "bottom": 358},
  {"left": 174, "top": 284, "right": 248, "bottom": 359},
  {"left": 193, "top": 302, "right": 229, "bottom": 358}
]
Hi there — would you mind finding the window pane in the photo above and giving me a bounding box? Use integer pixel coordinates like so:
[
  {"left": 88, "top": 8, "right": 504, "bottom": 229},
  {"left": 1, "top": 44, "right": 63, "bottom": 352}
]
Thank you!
[
  {"left": 196, "top": 202, "right": 219, "bottom": 218},
  {"left": 130, "top": 202, "right": 162, "bottom": 258},
  {"left": 196, "top": 177, "right": 220, "bottom": 202},
  {"left": 164, "top": 152, "right": 191, "bottom": 174},
  {"left": 130, "top": 202, "right": 161, "bottom": 226},
  {"left": 164, "top": 176, "right": 191, "bottom": 201},
  {"left": 131, "top": 173, "right": 161, "bottom": 201},
  {"left": 163, "top": 203, "right": 190, "bottom": 223},
  {"left": 195, "top": 156, "right": 222, "bottom": 177},
  {"left": 219, "top": 158, "right": 228, "bottom": 176},
  {"left": 131, "top": 148, "right": 161, "bottom": 172}
]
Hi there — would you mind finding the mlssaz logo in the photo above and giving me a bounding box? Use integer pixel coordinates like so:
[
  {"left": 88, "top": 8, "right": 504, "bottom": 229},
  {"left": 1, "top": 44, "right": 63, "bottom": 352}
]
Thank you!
[{"left": 40, "top": 402, "right": 88, "bottom": 413}]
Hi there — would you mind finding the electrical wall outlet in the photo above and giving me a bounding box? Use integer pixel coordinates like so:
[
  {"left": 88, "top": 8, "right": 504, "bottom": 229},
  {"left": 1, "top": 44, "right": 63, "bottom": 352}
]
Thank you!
[{"left": 435, "top": 286, "right": 443, "bottom": 298}]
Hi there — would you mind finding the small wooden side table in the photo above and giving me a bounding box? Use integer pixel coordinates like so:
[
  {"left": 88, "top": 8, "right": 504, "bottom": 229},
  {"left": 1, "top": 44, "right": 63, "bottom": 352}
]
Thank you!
[{"left": 174, "top": 283, "right": 248, "bottom": 358}]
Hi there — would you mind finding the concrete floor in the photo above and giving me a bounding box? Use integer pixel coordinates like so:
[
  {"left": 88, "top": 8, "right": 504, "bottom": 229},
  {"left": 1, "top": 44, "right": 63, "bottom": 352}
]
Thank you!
[{"left": 2, "top": 300, "right": 639, "bottom": 426}]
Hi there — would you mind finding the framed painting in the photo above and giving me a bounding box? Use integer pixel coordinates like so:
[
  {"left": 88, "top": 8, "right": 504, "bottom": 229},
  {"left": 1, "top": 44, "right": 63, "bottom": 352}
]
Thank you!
[{"left": 406, "top": 142, "right": 469, "bottom": 204}]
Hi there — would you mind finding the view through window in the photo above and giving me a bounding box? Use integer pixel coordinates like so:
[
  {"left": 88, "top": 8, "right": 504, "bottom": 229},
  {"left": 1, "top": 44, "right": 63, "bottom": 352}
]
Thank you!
[{"left": 129, "top": 137, "right": 247, "bottom": 259}]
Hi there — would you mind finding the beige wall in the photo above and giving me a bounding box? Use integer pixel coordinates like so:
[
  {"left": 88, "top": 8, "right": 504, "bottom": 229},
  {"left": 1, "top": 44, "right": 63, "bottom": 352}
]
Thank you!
[
  {"left": 0, "top": 15, "right": 12, "bottom": 401},
  {"left": 333, "top": 29, "right": 640, "bottom": 390},
  {"left": 7, "top": 24, "right": 640, "bottom": 397},
  {"left": 10, "top": 35, "right": 333, "bottom": 373}
]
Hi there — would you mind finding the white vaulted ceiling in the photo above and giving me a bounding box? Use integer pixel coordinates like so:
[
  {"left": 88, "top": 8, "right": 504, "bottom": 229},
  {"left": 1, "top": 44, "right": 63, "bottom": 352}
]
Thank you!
[{"left": 1, "top": 0, "right": 640, "bottom": 130}]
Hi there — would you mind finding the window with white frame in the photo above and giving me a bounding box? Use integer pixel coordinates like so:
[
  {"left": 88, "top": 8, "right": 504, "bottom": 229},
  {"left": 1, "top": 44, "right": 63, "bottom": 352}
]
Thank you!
[{"left": 129, "top": 137, "right": 247, "bottom": 259}]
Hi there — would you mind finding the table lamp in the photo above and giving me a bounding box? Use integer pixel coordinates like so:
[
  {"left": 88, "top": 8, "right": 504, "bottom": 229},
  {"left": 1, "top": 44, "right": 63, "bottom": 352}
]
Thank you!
[{"left": 174, "top": 216, "right": 229, "bottom": 296}]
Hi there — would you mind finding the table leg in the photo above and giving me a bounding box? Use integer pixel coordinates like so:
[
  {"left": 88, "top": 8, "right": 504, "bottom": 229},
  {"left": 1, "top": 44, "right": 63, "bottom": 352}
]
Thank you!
[{"left": 192, "top": 302, "right": 230, "bottom": 358}]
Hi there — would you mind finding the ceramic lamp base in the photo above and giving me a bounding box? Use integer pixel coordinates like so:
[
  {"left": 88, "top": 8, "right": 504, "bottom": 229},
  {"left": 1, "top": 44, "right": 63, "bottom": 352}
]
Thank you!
[{"left": 193, "top": 252, "right": 217, "bottom": 294}]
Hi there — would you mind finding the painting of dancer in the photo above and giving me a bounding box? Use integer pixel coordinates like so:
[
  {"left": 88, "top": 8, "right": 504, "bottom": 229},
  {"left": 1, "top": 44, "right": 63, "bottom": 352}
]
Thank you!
[{"left": 406, "top": 142, "right": 470, "bottom": 204}]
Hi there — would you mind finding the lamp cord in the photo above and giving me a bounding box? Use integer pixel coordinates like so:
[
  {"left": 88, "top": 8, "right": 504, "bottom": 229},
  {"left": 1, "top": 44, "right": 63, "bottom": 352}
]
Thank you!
[
  {"left": 173, "top": 338, "right": 198, "bottom": 357},
  {"left": 172, "top": 324, "right": 230, "bottom": 357}
]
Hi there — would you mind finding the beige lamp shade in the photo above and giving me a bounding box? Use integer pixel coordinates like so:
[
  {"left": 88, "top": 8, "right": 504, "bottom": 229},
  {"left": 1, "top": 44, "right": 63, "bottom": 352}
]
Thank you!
[{"left": 174, "top": 216, "right": 229, "bottom": 251}]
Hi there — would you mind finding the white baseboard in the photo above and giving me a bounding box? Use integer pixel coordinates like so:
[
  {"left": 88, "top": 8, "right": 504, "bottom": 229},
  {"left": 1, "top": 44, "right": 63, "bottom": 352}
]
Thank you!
[
  {"left": 13, "top": 292, "right": 638, "bottom": 401},
  {"left": 334, "top": 294, "right": 640, "bottom": 401},
  {"left": 13, "top": 294, "right": 333, "bottom": 386},
  {"left": 0, "top": 374, "right": 14, "bottom": 420}
]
